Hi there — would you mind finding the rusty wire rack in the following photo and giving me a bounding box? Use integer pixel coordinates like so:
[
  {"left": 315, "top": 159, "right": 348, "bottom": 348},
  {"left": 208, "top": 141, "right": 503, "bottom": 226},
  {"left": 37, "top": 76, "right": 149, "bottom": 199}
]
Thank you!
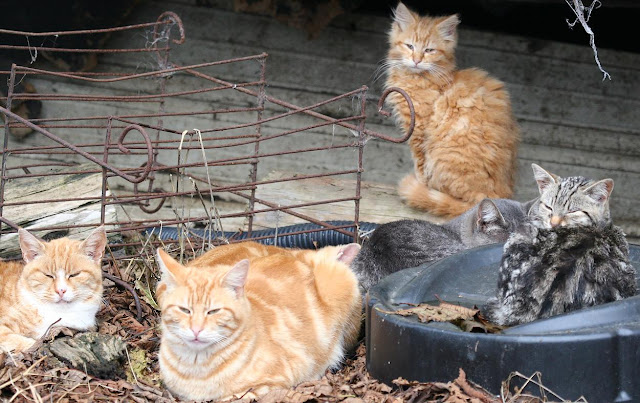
[{"left": 0, "top": 11, "right": 415, "bottom": 275}]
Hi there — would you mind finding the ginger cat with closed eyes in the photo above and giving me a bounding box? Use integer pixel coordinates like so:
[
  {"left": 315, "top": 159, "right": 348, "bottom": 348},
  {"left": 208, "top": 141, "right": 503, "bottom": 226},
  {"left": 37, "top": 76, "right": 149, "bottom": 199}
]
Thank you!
[
  {"left": 156, "top": 241, "right": 362, "bottom": 402},
  {"left": 0, "top": 226, "right": 107, "bottom": 353}
]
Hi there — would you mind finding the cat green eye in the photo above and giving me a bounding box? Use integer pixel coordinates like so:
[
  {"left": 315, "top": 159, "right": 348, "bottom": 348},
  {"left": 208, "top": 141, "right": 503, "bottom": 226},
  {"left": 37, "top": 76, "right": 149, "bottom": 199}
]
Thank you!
[
  {"left": 179, "top": 307, "right": 191, "bottom": 314},
  {"left": 207, "top": 308, "right": 220, "bottom": 315},
  {"left": 405, "top": 43, "right": 414, "bottom": 50}
]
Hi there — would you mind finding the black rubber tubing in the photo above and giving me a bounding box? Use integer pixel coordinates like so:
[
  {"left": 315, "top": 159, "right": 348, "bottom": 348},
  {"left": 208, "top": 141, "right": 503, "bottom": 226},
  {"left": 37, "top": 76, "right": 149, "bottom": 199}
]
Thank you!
[{"left": 144, "top": 221, "right": 379, "bottom": 249}]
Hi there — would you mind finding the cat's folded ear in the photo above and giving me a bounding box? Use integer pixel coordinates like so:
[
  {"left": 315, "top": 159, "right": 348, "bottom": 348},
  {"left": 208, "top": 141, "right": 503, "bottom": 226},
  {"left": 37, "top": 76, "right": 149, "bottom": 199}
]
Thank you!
[
  {"left": 18, "top": 228, "right": 45, "bottom": 263},
  {"left": 523, "top": 197, "right": 540, "bottom": 217},
  {"left": 223, "top": 259, "right": 250, "bottom": 298},
  {"left": 81, "top": 225, "right": 107, "bottom": 263},
  {"left": 531, "top": 163, "right": 561, "bottom": 194},
  {"left": 437, "top": 14, "right": 460, "bottom": 42},
  {"left": 156, "top": 248, "right": 188, "bottom": 289},
  {"left": 393, "top": 2, "right": 417, "bottom": 31},
  {"left": 583, "top": 178, "right": 614, "bottom": 204},
  {"left": 337, "top": 243, "right": 361, "bottom": 266},
  {"left": 477, "top": 199, "right": 507, "bottom": 228}
]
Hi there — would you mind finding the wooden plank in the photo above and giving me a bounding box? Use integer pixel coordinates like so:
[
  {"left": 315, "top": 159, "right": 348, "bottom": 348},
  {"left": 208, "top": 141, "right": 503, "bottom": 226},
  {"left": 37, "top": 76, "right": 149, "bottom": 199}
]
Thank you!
[
  {"left": 148, "top": 0, "right": 640, "bottom": 100},
  {"left": 0, "top": 168, "right": 117, "bottom": 257},
  {"left": 15, "top": 76, "right": 640, "bottom": 198},
  {"left": 251, "top": 171, "right": 444, "bottom": 231},
  {"left": 94, "top": 32, "right": 640, "bottom": 134}
]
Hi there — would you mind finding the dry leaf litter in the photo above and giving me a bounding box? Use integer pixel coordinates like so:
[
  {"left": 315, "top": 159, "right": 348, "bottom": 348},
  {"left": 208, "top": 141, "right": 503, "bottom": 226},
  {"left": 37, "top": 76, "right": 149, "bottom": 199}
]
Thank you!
[{"left": 0, "top": 243, "right": 575, "bottom": 402}]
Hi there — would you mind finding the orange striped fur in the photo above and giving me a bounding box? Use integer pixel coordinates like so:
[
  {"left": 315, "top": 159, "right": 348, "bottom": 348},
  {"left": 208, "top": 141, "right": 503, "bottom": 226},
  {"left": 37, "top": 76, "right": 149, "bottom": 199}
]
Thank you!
[
  {"left": 386, "top": 2, "right": 520, "bottom": 218},
  {"left": 156, "top": 241, "right": 362, "bottom": 401},
  {"left": 0, "top": 227, "right": 107, "bottom": 353}
]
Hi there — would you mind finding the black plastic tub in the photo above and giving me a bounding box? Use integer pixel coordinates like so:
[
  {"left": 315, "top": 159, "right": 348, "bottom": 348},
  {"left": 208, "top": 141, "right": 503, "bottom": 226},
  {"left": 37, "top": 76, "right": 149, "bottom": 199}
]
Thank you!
[{"left": 366, "top": 244, "right": 640, "bottom": 402}]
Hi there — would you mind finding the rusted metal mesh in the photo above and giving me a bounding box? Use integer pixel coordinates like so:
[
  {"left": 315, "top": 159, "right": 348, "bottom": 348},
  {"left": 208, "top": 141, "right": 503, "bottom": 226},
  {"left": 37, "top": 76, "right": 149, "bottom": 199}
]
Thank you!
[
  {"left": 0, "top": 11, "right": 414, "bottom": 256},
  {"left": 0, "top": 11, "right": 414, "bottom": 319}
]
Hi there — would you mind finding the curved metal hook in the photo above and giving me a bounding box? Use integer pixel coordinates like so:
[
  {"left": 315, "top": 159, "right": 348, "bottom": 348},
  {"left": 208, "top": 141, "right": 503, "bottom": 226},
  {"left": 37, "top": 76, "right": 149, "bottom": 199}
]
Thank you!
[
  {"left": 363, "top": 86, "right": 415, "bottom": 143},
  {"left": 153, "top": 11, "right": 186, "bottom": 46},
  {"left": 134, "top": 185, "right": 167, "bottom": 214},
  {"left": 116, "top": 124, "right": 154, "bottom": 184}
]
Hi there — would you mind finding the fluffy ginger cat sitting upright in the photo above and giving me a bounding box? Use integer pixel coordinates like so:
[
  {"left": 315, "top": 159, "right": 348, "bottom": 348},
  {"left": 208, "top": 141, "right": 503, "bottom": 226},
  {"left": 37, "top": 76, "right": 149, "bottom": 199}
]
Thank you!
[
  {"left": 386, "top": 2, "right": 520, "bottom": 218},
  {"left": 0, "top": 226, "right": 107, "bottom": 353},
  {"left": 155, "top": 241, "right": 362, "bottom": 402}
]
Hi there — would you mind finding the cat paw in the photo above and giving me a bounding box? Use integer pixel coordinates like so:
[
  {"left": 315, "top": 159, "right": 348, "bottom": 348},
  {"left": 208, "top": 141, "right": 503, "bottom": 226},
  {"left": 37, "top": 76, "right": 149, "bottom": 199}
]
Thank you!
[{"left": 0, "top": 335, "right": 37, "bottom": 354}]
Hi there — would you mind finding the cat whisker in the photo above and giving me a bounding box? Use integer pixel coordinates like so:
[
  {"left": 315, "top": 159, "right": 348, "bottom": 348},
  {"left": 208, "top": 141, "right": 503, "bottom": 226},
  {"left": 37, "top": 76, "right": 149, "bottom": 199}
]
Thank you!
[
  {"left": 372, "top": 59, "right": 402, "bottom": 82},
  {"left": 426, "top": 64, "right": 452, "bottom": 86}
]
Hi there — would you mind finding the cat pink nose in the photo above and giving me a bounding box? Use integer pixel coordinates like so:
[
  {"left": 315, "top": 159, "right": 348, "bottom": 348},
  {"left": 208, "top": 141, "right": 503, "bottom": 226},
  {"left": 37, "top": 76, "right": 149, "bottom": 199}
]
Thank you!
[
  {"left": 57, "top": 288, "right": 67, "bottom": 297},
  {"left": 550, "top": 216, "right": 562, "bottom": 228},
  {"left": 192, "top": 327, "right": 202, "bottom": 338}
]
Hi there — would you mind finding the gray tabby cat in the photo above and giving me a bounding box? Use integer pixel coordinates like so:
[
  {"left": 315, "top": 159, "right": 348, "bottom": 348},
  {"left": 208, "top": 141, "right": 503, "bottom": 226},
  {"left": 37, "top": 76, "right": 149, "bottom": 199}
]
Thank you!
[
  {"left": 351, "top": 198, "right": 534, "bottom": 292},
  {"left": 485, "top": 164, "right": 637, "bottom": 326}
]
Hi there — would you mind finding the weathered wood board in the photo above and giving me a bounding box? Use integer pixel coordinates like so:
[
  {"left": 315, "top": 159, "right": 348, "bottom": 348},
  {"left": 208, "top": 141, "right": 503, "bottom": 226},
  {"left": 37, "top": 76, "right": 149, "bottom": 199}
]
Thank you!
[
  {"left": 0, "top": 170, "right": 117, "bottom": 257},
  {"left": 251, "top": 171, "right": 443, "bottom": 230}
]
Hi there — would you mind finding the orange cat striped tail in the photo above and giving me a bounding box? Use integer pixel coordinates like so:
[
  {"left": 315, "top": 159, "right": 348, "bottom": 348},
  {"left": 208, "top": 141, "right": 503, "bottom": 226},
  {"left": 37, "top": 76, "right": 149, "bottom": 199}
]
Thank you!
[{"left": 398, "top": 174, "right": 477, "bottom": 218}]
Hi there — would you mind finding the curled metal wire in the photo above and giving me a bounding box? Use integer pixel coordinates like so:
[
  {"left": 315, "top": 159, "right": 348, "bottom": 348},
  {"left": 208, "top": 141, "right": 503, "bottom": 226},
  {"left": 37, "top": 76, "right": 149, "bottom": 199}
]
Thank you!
[
  {"left": 115, "top": 124, "right": 155, "bottom": 184},
  {"left": 0, "top": 106, "right": 154, "bottom": 184},
  {"left": 363, "top": 86, "right": 415, "bottom": 143},
  {"left": 152, "top": 11, "right": 186, "bottom": 69},
  {"left": 153, "top": 11, "right": 186, "bottom": 45}
]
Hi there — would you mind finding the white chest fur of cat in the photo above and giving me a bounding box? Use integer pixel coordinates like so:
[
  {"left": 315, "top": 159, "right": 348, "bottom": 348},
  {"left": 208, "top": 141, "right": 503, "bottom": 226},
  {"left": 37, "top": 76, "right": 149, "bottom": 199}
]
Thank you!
[
  {"left": 0, "top": 226, "right": 107, "bottom": 353},
  {"left": 19, "top": 285, "right": 100, "bottom": 338}
]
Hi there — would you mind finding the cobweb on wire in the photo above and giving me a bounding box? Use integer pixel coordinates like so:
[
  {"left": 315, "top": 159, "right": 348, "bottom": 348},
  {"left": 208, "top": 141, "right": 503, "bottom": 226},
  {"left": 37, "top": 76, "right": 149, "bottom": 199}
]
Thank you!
[{"left": 566, "top": 0, "right": 611, "bottom": 81}]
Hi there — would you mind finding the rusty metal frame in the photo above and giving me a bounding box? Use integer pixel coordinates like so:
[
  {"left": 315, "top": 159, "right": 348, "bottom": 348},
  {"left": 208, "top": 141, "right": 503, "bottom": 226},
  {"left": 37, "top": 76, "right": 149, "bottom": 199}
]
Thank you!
[{"left": 0, "top": 11, "right": 414, "bottom": 260}]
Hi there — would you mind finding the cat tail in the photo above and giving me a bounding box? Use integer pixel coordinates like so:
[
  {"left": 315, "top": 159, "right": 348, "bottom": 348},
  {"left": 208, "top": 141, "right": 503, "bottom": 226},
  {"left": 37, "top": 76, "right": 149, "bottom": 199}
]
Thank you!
[{"left": 398, "top": 174, "right": 476, "bottom": 218}]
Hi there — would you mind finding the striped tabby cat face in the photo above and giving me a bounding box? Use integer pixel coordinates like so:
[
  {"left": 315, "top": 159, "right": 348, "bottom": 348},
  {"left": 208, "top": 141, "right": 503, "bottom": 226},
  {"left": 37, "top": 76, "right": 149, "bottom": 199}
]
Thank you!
[
  {"left": 18, "top": 227, "right": 106, "bottom": 304},
  {"left": 531, "top": 164, "right": 614, "bottom": 229},
  {"left": 156, "top": 249, "right": 248, "bottom": 352},
  {"left": 387, "top": 3, "right": 459, "bottom": 75}
]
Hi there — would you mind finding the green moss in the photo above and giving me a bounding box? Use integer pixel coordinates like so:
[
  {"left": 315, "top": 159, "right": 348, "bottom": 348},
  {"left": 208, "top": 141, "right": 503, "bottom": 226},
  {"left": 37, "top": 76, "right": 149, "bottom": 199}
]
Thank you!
[{"left": 126, "top": 347, "right": 152, "bottom": 384}]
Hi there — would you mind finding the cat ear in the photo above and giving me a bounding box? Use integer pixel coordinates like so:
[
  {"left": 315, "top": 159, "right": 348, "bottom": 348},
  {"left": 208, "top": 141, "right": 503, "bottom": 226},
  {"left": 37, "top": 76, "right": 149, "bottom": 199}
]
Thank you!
[
  {"left": 583, "top": 179, "right": 614, "bottom": 204},
  {"left": 393, "top": 2, "right": 416, "bottom": 31},
  {"left": 477, "top": 199, "right": 506, "bottom": 228},
  {"left": 531, "top": 163, "right": 560, "bottom": 195},
  {"left": 80, "top": 225, "right": 107, "bottom": 263},
  {"left": 18, "top": 228, "right": 46, "bottom": 263},
  {"left": 437, "top": 14, "right": 460, "bottom": 42},
  {"left": 336, "top": 243, "right": 361, "bottom": 265},
  {"left": 523, "top": 197, "right": 539, "bottom": 216},
  {"left": 223, "top": 259, "right": 249, "bottom": 298},
  {"left": 156, "top": 248, "right": 187, "bottom": 288}
]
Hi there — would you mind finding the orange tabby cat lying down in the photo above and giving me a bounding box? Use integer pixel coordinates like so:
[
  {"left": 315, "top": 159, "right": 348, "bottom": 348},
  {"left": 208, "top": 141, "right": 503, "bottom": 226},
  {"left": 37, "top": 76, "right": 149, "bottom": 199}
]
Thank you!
[
  {"left": 156, "top": 241, "right": 362, "bottom": 401},
  {"left": 386, "top": 2, "right": 520, "bottom": 218},
  {"left": 0, "top": 226, "right": 107, "bottom": 353}
]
